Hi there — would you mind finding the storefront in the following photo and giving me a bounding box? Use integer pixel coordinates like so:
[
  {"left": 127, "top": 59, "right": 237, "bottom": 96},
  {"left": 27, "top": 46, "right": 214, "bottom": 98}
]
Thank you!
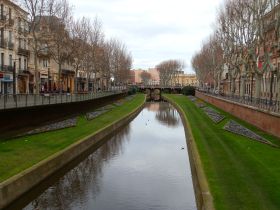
[
  {"left": 40, "top": 71, "right": 48, "bottom": 92},
  {"left": 62, "top": 69, "right": 75, "bottom": 93},
  {"left": 0, "top": 73, "right": 13, "bottom": 94},
  {"left": 17, "top": 71, "right": 30, "bottom": 94},
  {"left": 77, "top": 77, "right": 87, "bottom": 92}
]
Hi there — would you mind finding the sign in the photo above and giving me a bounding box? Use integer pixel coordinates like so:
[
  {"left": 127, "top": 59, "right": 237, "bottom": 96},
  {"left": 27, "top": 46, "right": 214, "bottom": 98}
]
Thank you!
[
  {"left": 3, "top": 74, "right": 13, "bottom": 82},
  {"left": 0, "top": 73, "right": 3, "bottom": 79}
]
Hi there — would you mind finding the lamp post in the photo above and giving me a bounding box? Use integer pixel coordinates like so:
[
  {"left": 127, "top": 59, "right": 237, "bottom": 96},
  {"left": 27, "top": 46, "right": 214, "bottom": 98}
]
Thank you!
[
  {"left": 48, "top": 67, "right": 51, "bottom": 92},
  {"left": 13, "top": 61, "right": 16, "bottom": 95},
  {"left": 12, "top": 59, "right": 20, "bottom": 95}
]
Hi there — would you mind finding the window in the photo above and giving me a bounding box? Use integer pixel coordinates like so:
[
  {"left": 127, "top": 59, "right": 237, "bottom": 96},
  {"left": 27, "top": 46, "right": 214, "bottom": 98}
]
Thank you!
[
  {"left": 19, "top": 58, "right": 21, "bottom": 70},
  {"left": 8, "top": 31, "right": 12, "bottom": 43},
  {"left": 18, "top": 18, "right": 21, "bottom": 30},
  {"left": 43, "top": 59, "right": 48, "bottom": 68},
  {"left": 0, "top": 28, "right": 4, "bottom": 42},
  {"left": 0, "top": 4, "right": 3, "bottom": 20},
  {"left": 1, "top": 53, "right": 4, "bottom": 66},
  {"left": 19, "top": 38, "right": 21, "bottom": 48},
  {"left": 9, "top": 55, "right": 12, "bottom": 66},
  {"left": 8, "top": 8, "right": 11, "bottom": 20},
  {"left": 24, "top": 59, "right": 27, "bottom": 70}
]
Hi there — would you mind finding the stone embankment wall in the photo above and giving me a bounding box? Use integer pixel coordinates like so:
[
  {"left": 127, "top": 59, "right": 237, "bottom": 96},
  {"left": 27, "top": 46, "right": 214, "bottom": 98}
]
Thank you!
[
  {"left": 163, "top": 95, "right": 215, "bottom": 210},
  {"left": 0, "top": 93, "right": 126, "bottom": 139},
  {"left": 196, "top": 91, "right": 280, "bottom": 138},
  {"left": 0, "top": 96, "right": 145, "bottom": 209}
]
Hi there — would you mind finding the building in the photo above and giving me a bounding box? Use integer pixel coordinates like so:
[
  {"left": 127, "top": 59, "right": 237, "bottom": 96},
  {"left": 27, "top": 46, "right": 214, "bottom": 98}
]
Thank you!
[
  {"left": 147, "top": 68, "right": 160, "bottom": 85},
  {"left": 129, "top": 69, "right": 144, "bottom": 84},
  {"left": 0, "top": 0, "right": 29, "bottom": 94}
]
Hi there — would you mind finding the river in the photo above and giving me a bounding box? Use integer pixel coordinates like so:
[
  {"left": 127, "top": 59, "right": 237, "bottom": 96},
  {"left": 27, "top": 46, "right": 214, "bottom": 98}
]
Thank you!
[{"left": 20, "top": 102, "right": 196, "bottom": 210}]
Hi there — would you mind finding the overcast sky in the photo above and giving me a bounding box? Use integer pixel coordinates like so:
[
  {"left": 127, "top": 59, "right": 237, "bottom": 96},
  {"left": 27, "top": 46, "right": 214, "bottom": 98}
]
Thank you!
[{"left": 69, "top": 0, "right": 224, "bottom": 73}]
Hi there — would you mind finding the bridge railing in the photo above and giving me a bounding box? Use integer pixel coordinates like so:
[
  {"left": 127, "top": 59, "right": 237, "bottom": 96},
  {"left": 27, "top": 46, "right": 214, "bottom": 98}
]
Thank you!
[
  {"left": 0, "top": 89, "right": 127, "bottom": 110},
  {"left": 137, "top": 85, "right": 183, "bottom": 89}
]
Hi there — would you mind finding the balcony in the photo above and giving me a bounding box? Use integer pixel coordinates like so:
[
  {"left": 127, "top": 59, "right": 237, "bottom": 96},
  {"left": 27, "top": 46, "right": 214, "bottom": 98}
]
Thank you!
[
  {"left": 0, "top": 65, "right": 14, "bottom": 73},
  {"left": 8, "top": 19, "right": 14, "bottom": 26},
  {"left": 8, "top": 42, "right": 14, "bottom": 50},
  {"left": 38, "top": 48, "right": 50, "bottom": 57},
  {"left": 0, "top": 15, "right": 6, "bottom": 23},
  {"left": 0, "top": 40, "right": 7, "bottom": 49},
  {"left": 18, "top": 47, "right": 30, "bottom": 57},
  {"left": 62, "top": 69, "right": 75, "bottom": 76},
  {"left": 18, "top": 68, "right": 30, "bottom": 75}
]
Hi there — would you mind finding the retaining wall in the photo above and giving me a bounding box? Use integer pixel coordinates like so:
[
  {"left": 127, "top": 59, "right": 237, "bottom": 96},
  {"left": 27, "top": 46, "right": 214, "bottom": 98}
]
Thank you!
[
  {"left": 196, "top": 91, "right": 280, "bottom": 138},
  {"left": 163, "top": 95, "right": 214, "bottom": 210},
  {"left": 0, "top": 96, "right": 145, "bottom": 209},
  {"left": 0, "top": 93, "right": 126, "bottom": 139}
]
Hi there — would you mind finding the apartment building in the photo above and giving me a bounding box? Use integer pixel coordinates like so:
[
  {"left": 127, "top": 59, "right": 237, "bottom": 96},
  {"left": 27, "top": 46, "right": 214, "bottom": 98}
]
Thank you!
[{"left": 0, "top": 0, "right": 29, "bottom": 94}]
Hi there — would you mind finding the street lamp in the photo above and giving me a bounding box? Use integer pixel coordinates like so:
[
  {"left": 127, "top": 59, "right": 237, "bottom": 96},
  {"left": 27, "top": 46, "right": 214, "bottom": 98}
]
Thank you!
[{"left": 12, "top": 59, "right": 20, "bottom": 95}]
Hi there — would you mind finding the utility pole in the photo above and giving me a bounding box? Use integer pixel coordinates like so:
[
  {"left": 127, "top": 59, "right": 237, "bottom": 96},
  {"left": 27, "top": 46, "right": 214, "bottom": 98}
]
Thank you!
[{"left": 13, "top": 61, "right": 16, "bottom": 95}]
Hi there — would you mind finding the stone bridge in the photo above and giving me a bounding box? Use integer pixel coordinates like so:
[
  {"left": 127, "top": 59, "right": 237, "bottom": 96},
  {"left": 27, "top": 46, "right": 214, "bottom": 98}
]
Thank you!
[{"left": 136, "top": 85, "right": 183, "bottom": 100}]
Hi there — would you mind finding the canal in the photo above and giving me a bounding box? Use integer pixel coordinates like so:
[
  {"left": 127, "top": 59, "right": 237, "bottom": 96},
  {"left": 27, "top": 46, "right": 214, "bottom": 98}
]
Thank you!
[{"left": 19, "top": 102, "right": 197, "bottom": 210}]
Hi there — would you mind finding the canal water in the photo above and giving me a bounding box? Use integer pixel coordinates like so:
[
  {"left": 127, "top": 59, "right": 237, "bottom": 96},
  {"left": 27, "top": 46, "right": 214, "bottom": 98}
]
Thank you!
[{"left": 22, "top": 102, "right": 197, "bottom": 210}]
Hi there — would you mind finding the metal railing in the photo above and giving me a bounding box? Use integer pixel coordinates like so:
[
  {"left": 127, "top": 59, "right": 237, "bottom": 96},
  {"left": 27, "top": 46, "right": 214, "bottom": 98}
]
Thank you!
[
  {"left": 198, "top": 89, "right": 280, "bottom": 114},
  {"left": 0, "top": 88, "right": 127, "bottom": 110}
]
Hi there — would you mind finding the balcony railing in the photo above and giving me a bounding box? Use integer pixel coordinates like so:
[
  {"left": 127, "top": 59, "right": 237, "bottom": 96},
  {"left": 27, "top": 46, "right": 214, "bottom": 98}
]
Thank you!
[
  {"left": 18, "top": 47, "right": 30, "bottom": 57},
  {"left": 18, "top": 68, "right": 30, "bottom": 75},
  {"left": 0, "top": 65, "right": 14, "bottom": 73},
  {"left": 38, "top": 49, "right": 50, "bottom": 57},
  {"left": 0, "top": 15, "right": 6, "bottom": 23}
]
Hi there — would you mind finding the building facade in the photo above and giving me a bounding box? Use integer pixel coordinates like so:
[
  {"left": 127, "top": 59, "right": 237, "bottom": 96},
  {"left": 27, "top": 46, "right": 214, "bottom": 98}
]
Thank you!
[{"left": 0, "top": 0, "right": 29, "bottom": 94}]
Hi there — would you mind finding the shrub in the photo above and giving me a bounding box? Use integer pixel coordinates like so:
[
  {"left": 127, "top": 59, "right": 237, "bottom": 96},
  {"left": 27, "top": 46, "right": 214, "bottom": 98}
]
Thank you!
[
  {"left": 128, "top": 86, "right": 138, "bottom": 95},
  {"left": 182, "top": 86, "right": 196, "bottom": 96}
]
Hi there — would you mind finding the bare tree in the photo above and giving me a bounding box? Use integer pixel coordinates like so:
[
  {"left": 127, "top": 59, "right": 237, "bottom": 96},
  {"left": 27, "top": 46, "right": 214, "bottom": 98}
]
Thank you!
[
  {"left": 46, "top": 0, "right": 73, "bottom": 92},
  {"left": 88, "top": 17, "right": 104, "bottom": 92},
  {"left": 19, "top": 0, "right": 48, "bottom": 94},
  {"left": 69, "top": 17, "right": 90, "bottom": 93},
  {"left": 140, "top": 71, "right": 151, "bottom": 85},
  {"left": 157, "top": 60, "right": 184, "bottom": 86}
]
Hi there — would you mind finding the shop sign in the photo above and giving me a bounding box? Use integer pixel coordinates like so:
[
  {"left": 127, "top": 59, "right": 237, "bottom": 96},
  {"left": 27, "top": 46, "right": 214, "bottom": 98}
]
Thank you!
[
  {"left": 3, "top": 74, "right": 13, "bottom": 82},
  {"left": 40, "top": 74, "right": 48, "bottom": 79}
]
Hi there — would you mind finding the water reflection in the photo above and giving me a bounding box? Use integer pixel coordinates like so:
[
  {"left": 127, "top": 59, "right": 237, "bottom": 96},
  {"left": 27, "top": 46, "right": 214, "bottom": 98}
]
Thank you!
[
  {"left": 154, "top": 102, "right": 180, "bottom": 127},
  {"left": 22, "top": 103, "right": 196, "bottom": 210},
  {"left": 24, "top": 126, "right": 131, "bottom": 210}
]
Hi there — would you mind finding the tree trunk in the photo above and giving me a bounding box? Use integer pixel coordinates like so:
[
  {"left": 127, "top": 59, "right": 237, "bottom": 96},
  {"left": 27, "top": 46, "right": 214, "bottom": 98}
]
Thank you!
[
  {"left": 269, "top": 72, "right": 275, "bottom": 105},
  {"left": 255, "top": 73, "right": 262, "bottom": 102},
  {"left": 240, "top": 75, "right": 245, "bottom": 98},
  {"left": 230, "top": 75, "right": 235, "bottom": 96},
  {"left": 34, "top": 40, "right": 39, "bottom": 94},
  {"left": 74, "top": 67, "right": 78, "bottom": 93},
  {"left": 217, "top": 72, "right": 221, "bottom": 93},
  {"left": 58, "top": 63, "right": 62, "bottom": 93}
]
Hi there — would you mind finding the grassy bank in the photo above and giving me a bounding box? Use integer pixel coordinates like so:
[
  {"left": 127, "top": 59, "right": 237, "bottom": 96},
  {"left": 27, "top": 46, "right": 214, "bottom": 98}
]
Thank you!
[
  {"left": 0, "top": 94, "right": 145, "bottom": 183},
  {"left": 164, "top": 94, "right": 280, "bottom": 210}
]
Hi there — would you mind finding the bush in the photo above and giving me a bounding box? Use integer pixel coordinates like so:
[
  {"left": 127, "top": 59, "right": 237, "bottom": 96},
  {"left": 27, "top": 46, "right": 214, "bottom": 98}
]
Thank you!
[
  {"left": 128, "top": 86, "right": 138, "bottom": 95},
  {"left": 182, "top": 86, "right": 196, "bottom": 96}
]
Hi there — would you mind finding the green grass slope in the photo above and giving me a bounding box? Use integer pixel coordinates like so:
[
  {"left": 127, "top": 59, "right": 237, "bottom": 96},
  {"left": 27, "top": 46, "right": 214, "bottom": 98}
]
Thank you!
[
  {"left": 0, "top": 94, "right": 145, "bottom": 182},
  {"left": 165, "top": 94, "right": 280, "bottom": 210}
]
